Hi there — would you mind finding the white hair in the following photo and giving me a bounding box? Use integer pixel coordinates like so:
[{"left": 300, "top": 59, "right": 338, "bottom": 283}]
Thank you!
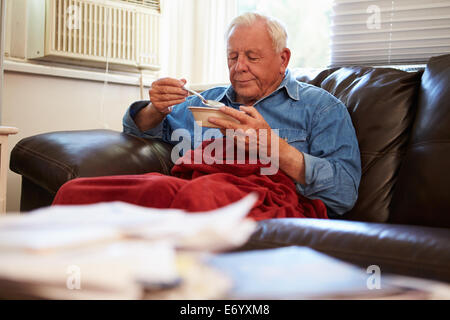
[{"left": 225, "top": 12, "right": 288, "bottom": 53}]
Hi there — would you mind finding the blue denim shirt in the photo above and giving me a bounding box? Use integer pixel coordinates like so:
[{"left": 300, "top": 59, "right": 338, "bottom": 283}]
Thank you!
[{"left": 123, "top": 69, "right": 361, "bottom": 217}]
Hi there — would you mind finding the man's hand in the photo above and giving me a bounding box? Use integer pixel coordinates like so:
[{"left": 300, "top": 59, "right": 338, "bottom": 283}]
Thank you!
[
  {"left": 209, "top": 105, "right": 275, "bottom": 156},
  {"left": 149, "top": 77, "right": 188, "bottom": 114},
  {"left": 209, "top": 106, "right": 306, "bottom": 184},
  {"left": 135, "top": 77, "right": 188, "bottom": 132}
]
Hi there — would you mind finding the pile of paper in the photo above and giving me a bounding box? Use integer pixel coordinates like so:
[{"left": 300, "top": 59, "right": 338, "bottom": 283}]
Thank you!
[{"left": 0, "top": 194, "right": 258, "bottom": 299}]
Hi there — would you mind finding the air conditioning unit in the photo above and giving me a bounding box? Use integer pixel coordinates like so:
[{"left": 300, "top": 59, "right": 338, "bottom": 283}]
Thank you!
[{"left": 27, "top": 0, "right": 161, "bottom": 71}]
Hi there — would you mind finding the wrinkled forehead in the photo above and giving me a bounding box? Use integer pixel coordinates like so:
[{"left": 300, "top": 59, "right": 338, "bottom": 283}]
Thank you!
[{"left": 226, "top": 22, "right": 274, "bottom": 52}]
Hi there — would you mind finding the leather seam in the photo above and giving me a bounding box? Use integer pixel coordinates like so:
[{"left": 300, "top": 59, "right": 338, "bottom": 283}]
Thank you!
[
  {"left": 148, "top": 143, "right": 170, "bottom": 175},
  {"left": 22, "top": 176, "right": 58, "bottom": 196},
  {"left": 248, "top": 238, "right": 450, "bottom": 269},
  {"left": 316, "top": 246, "right": 450, "bottom": 270},
  {"left": 13, "top": 144, "right": 77, "bottom": 178},
  {"left": 360, "top": 151, "right": 405, "bottom": 156},
  {"left": 410, "top": 139, "right": 450, "bottom": 148},
  {"left": 359, "top": 150, "right": 405, "bottom": 175}
]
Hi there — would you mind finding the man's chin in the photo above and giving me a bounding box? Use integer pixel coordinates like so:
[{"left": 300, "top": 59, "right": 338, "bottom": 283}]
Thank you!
[{"left": 234, "top": 88, "right": 259, "bottom": 105}]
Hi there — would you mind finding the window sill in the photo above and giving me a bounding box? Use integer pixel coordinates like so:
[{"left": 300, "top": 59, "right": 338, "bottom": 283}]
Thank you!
[
  {"left": 3, "top": 58, "right": 229, "bottom": 93},
  {"left": 3, "top": 58, "right": 158, "bottom": 87}
]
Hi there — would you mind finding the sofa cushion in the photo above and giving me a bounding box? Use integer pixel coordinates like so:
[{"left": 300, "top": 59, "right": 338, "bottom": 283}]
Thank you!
[
  {"left": 296, "top": 67, "right": 422, "bottom": 222},
  {"left": 390, "top": 54, "right": 450, "bottom": 228},
  {"left": 238, "top": 218, "right": 450, "bottom": 282}
]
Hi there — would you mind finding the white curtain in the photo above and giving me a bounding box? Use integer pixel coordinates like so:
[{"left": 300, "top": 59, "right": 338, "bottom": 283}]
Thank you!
[
  {"left": 331, "top": 0, "right": 450, "bottom": 66},
  {"left": 0, "top": 0, "right": 6, "bottom": 123},
  {"left": 160, "top": 0, "right": 237, "bottom": 86}
]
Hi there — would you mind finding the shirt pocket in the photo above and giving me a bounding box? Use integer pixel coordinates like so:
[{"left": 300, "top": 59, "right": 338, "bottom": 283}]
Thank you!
[{"left": 278, "top": 128, "right": 309, "bottom": 153}]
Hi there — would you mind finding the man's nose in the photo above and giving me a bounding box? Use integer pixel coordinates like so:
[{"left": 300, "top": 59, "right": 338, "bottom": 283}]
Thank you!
[{"left": 235, "top": 55, "right": 248, "bottom": 72}]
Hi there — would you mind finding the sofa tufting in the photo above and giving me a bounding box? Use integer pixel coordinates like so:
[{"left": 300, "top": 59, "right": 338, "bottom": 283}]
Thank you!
[{"left": 10, "top": 54, "right": 450, "bottom": 283}]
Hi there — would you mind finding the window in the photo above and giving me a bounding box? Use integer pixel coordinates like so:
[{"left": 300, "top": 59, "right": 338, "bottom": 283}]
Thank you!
[
  {"left": 238, "top": 0, "right": 333, "bottom": 68},
  {"left": 331, "top": 0, "right": 450, "bottom": 66},
  {"left": 238, "top": 0, "right": 450, "bottom": 68},
  {"left": 159, "top": 0, "right": 237, "bottom": 87}
]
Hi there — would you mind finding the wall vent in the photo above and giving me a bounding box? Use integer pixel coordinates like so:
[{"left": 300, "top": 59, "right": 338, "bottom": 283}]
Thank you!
[
  {"left": 27, "top": 0, "right": 161, "bottom": 71},
  {"left": 114, "top": 0, "right": 160, "bottom": 12}
]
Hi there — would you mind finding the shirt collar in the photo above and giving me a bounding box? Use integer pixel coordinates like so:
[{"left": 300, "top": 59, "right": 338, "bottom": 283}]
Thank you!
[
  {"left": 223, "top": 69, "right": 300, "bottom": 105},
  {"left": 283, "top": 69, "right": 300, "bottom": 101}
]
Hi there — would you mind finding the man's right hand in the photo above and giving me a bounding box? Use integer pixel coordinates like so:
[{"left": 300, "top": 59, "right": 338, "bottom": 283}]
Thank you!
[
  {"left": 149, "top": 77, "right": 188, "bottom": 114},
  {"left": 134, "top": 78, "right": 188, "bottom": 132}
]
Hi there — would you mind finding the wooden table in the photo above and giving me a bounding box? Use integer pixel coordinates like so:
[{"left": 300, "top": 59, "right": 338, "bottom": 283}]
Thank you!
[{"left": 0, "top": 126, "right": 18, "bottom": 213}]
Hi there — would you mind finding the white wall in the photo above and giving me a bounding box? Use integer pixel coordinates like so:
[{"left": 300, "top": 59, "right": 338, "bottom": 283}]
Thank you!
[
  {"left": 0, "top": 0, "right": 6, "bottom": 124},
  {"left": 1, "top": 0, "right": 237, "bottom": 212},
  {"left": 2, "top": 70, "right": 145, "bottom": 212},
  {"left": 1, "top": 0, "right": 155, "bottom": 212}
]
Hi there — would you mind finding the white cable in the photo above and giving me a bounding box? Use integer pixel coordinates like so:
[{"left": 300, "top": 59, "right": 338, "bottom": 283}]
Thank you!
[
  {"left": 99, "top": 7, "right": 111, "bottom": 129},
  {"left": 139, "top": 68, "right": 144, "bottom": 100}
]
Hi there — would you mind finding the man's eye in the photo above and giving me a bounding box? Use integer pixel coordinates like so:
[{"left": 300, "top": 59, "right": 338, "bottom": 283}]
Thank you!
[
  {"left": 228, "top": 55, "right": 238, "bottom": 60},
  {"left": 248, "top": 57, "right": 259, "bottom": 61}
]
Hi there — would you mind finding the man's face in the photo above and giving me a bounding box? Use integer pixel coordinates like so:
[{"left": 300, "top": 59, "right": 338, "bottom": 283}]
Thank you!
[{"left": 227, "top": 21, "right": 290, "bottom": 105}]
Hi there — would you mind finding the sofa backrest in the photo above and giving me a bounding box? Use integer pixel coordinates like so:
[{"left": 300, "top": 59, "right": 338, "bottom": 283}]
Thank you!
[
  {"left": 390, "top": 54, "right": 450, "bottom": 228},
  {"left": 295, "top": 66, "right": 422, "bottom": 223}
]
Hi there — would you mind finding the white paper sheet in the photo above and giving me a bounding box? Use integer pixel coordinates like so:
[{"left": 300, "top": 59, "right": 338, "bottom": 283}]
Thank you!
[
  {"left": 0, "top": 241, "right": 179, "bottom": 299},
  {"left": 0, "top": 193, "right": 257, "bottom": 252},
  {"left": 0, "top": 194, "right": 258, "bottom": 299}
]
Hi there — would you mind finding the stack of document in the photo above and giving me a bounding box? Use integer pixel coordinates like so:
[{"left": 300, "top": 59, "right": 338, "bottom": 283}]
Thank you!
[
  {"left": 0, "top": 194, "right": 258, "bottom": 299},
  {"left": 207, "top": 246, "right": 435, "bottom": 300}
]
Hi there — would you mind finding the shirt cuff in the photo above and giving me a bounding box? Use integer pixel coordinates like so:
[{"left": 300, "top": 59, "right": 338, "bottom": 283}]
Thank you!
[
  {"left": 296, "top": 152, "right": 334, "bottom": 196},
  {"left": 122, "top": 101, "right": 165, "bottom": 139}
]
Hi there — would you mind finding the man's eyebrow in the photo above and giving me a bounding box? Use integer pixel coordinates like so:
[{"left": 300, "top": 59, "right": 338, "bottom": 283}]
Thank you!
[
  {"left": 227, "top": 49, "right": 262, "bottom": 54},
  {"left": 246, "top": 50, "right": 262, "bottom": 56}
]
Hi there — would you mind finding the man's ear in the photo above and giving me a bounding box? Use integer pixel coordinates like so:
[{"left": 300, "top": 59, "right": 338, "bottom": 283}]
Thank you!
[{"left": 280, "top": 48, "right": 291, "bottom": 73}]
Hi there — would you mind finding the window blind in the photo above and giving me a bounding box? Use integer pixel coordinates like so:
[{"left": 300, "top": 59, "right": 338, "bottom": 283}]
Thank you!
[{"left": 331, "top": 0, "right": 450, "bottom": 66}]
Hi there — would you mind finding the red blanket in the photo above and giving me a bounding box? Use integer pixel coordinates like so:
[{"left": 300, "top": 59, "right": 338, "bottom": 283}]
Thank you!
[{"left": 53, "top": 139, "right": 328, "bottom": 221}]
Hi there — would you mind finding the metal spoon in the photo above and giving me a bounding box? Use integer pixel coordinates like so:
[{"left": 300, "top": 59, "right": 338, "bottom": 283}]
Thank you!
[{"left": 183, "top": 86, "right": 225, "bottom": 108}]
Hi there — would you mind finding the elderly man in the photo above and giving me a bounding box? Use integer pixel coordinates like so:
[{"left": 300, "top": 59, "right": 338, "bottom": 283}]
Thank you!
[{"left": 121, "top": 13, "right": 361, "bottom": 218}]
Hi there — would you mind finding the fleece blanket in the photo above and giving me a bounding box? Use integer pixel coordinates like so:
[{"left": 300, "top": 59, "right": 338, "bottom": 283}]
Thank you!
[{"left": 53, "top": 139, "right": 328, "bottom": 221}]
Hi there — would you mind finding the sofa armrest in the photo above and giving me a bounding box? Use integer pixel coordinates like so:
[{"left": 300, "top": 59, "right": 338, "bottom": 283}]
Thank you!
[
  {"left": 10, "top": 129, "right": 174, "bottom": 196},
  {"left": 238, "top": 219, "right": 450, "bottom": 283}
]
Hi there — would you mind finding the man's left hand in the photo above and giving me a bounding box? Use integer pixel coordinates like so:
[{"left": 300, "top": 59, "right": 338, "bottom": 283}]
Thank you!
[
  {"left": 208, "top": 105, "right": 306, "bottom": 184},
  {"left": 208, "top": 105, "right": 278, "bottom": 157}
]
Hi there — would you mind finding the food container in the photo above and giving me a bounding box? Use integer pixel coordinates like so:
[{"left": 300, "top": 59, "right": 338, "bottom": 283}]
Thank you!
[{"left": 188, "top": 106, "right": 241, "bottom": 128}]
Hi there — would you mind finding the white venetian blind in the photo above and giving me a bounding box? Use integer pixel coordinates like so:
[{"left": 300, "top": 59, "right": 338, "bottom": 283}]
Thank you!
[{"left": 331, "top": 0, "right": 450, "bottom": 66}]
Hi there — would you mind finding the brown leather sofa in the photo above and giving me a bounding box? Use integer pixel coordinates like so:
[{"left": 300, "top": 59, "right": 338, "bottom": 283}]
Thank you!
[{"left": 10, "top": 54, "right": 450, "bottom": 283}]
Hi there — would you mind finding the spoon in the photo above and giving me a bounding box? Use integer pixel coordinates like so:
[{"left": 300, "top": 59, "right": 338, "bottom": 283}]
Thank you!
[{"left": 183, "top": 86, "right": 225, "bottom": 108}]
